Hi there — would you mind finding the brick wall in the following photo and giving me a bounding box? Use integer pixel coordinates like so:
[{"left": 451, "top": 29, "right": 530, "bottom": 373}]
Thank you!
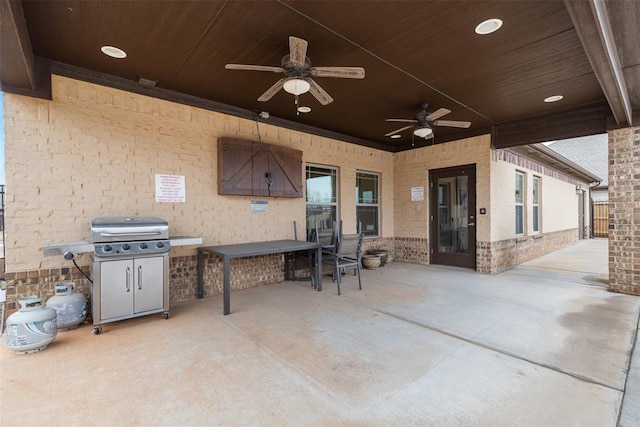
[
  {"left": 477, "top": 228, "right": 579, "bottom": 273},
  {"left": 3, "top": 253, "right": 284, "bottom": 315},
  {"left": 361, "top": 237, "right": 395, "bottom": 259},
  {"left": 3, "top": 75, "right": 395, "bottom": 273},
  {"left": 2, "top": 75, "right": 394, "bottom": 315},
  {"left": 3, "top": 266, "right": 92, "bottom": 312},
  {"left": 393, "top": 135, "right": 492, "bottom": 242},
  {"left": 608, "top": 127, "right": 640, "bottom": 296},
  {"left": 1, "top": 74, "right": 607, "bottom": 316},
  {"left": 393, "top": 237, "right": 429, "bottom": 264}
]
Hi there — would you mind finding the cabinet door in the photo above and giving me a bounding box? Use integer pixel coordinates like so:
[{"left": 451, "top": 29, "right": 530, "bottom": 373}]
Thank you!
[
  {"left": 101, "top": 259, "right": 134, "bottom": 320},
  {"left": 251, "top": 142, "right": 270, "bottom": 196},
  {"left": 217, "top": 138, "right": 303, "bottom": 197},
  {"left": 133, "top": 257, "right": 164, "bottom": 313},
  {"left": 218, "top": 138, "right": 254, "bottom": 195},
  {"left": 268, "top": 145, "right": 303, "bottom": 197}
]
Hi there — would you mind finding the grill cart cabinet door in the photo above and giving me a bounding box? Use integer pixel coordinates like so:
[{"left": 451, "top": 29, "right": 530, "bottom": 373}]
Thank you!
[
  {"left": 132, "top": 256, "right": 164, "bottom": 313},
  {"left": 100, "top": 256, "right": 165, "bottom": 321}
]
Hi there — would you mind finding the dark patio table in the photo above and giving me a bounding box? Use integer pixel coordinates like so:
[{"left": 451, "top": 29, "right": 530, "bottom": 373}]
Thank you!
[{"left": 197, "top": 239, "right": 322, "bottom": 315}]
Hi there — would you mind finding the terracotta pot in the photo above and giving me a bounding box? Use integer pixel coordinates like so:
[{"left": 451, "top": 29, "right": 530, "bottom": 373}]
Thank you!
[
  {"left": 362, "top": 254, "right": 381, "bottom": 269},
  {"left": 366, "top": 250, "right": 389, "bottom": 266}
]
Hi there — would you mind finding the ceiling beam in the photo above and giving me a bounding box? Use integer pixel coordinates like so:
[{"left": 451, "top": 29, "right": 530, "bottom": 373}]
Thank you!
[
  {"left": 46, "top": 58, "right": 391, "bottom": 152},
  {"left": 492, "top": 103, "right": 611, "bottom": 149},
  {"left": 0, "top": 0, "right": 35, "bottom": 91},
  {"left": 564, "top": 0, "right": 633, "bottom": 126}
]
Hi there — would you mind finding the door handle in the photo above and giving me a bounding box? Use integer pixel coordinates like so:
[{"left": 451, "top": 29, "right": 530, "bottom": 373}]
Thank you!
[
  {"left": 138, "top": 265, "right": 143, "bottom": 290},
  {"left": 126, "top": 267, "right": 131, "bottom": 292}
]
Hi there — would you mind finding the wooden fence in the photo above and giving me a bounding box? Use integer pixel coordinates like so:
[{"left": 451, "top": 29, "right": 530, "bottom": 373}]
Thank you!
[{"left": 592, "top": 200, "right": 609, "bottom": 238}]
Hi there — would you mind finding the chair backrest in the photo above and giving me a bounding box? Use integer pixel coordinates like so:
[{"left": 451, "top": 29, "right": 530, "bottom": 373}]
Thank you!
[
  {"left": 336, "top": 233, "right": 362, "bottom": 258},
  {"left": 317, "top": 228, "right": 337, "bottom": 247}
]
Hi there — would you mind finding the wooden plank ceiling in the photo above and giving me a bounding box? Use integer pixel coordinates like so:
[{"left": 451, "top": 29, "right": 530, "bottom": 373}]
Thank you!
[{"left": 1, "top": 0, "right": 638, "bottom": 151}]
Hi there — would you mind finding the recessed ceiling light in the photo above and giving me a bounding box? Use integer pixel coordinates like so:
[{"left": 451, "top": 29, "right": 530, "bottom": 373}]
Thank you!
[
  {"left": 297, "top": 106, "right": 312, "bottom": 113},
  {"left": 101, "top": 45, "right": 127, "bottom": 59},
  {"left": 475, "top": 18, "right": 503, "bottom": 35},
  {"left": 544, "top": 95, "right": 563, "bottom": 103},
  {"left": 390, "top": 134, "right": 401, "bottom": 139}
]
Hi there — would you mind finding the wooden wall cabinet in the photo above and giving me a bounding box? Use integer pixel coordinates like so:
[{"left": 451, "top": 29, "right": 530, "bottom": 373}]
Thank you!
[{"left": 218, "top": 137, "right": 303, "bottom": 198}]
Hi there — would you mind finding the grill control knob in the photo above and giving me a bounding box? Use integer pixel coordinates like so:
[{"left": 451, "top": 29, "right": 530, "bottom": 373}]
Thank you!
[
  {"left": 122, "top": 244, "right": 131, "bottom": 251},
  {"left": 103, "top": 245, "right": 112, "bottom": 252},
  {"left": 156, "top": 242, "right": 165, "bottom": 249},
  {"left": 140, "top": 243, "right": 148, "bottom": 250}
]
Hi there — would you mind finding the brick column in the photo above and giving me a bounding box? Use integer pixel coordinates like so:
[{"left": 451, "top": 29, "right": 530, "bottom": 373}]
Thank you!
[{"left": 608, "top": 127, "right": 640, "bottom": 296}]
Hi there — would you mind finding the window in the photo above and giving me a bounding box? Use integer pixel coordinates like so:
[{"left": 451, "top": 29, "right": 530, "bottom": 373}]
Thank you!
[
  {"left": 306, "top": 165, "right": 338, "bottom": 229},
  {"left": 515, "top": 171, "right": 524, "bottom": 235},
  {"left": 532, "top": 176, "right": 540, "bottom": 233},
  {"left": 356, "top": 171, "right": 379, "bottom": 237}
]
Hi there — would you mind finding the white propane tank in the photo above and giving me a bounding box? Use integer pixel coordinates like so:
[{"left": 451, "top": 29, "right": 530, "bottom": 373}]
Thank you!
[
  {"left": 46, "top": 282, "right": 87, "bottom": 330},
  {"left": 6, "top": 296, "right": 58, "bottom": 354}
]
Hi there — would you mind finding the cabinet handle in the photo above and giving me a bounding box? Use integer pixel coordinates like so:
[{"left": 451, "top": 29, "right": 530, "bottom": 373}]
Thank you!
[
  {"left": 138, "top": 265, "right": 143, "bottom": 290},
  {"left": 126, "top": 267, "right": 131, "bottom": 292}
]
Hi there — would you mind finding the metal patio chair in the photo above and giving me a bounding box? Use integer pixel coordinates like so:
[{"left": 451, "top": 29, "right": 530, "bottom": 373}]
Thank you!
[
  {"left": 291, "top": 221, "right": 319, "bottom": 288},
  {"left": 329, "top": 232, "right": 363, "bottom": 295}
]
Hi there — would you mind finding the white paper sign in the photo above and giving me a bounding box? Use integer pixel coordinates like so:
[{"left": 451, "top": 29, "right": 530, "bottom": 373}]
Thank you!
[
  {"left": 411, "top": 186, "right": 424, "bottom": 201},
  {"left": 155, "top": 174, "right": 186, "bottom": 203}
]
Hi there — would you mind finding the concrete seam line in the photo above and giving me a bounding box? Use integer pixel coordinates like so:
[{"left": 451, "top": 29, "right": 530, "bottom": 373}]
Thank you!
[{"left": 372, "top": 307, "right": 624, "bottom": 393}]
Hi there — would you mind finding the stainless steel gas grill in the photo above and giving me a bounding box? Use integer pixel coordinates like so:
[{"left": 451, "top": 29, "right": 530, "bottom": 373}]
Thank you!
[{"left": 90, "top": 216, "right": 171, "bottom": 334}]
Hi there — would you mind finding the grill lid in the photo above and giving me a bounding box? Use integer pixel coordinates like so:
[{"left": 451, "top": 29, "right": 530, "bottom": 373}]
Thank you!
[{"left": 91, "top": 216, "right": 169, "bottom": 243}]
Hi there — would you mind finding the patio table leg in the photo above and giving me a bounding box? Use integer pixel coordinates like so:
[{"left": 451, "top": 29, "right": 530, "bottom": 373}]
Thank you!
[
  {"left": 197, "top": 249, "right": 204, "bottom": 299},
  {"left": 223, "top": 255, "right": 231, "bottom": 315}
]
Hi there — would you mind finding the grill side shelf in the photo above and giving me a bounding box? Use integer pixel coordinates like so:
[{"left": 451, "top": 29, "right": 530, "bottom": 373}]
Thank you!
[{"left": 43, "top": 241, "right": 94, "bottom": 257}]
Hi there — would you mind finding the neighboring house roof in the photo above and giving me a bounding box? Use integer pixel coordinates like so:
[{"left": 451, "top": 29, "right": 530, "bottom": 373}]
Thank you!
[
  {"left": 508, "top": 144, "right": 602, "bottom": 185},
  {"left": 546, "top": 134, "right": 608, "bottom": 187}
]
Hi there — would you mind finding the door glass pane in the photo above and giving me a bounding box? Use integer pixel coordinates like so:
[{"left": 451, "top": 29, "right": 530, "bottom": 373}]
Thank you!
[{"left": 437, "top": 175, "right": 468, "bottom": 253}]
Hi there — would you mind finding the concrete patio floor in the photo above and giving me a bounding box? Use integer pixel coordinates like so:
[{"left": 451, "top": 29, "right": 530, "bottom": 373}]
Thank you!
[{"left": 1, "top": 238, "right": 639, "bottom": 426}]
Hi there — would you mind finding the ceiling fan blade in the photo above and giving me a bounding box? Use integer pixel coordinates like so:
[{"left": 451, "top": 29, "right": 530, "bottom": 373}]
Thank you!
[
  {"left": 310, "top": 67, "right": 365, "bottom": 79},
  {"left": 289, "top": 36, "right": 308, "bottom": 66},
  {"left": 426, "top": 108, "right": 451, "bottom": 120},
  {"left": 434, "top": 120, "right": 472, "bottom": 128},
  {"left": 385, "top": 125, "right": 413, "bottom": 137},
  {"left": 225, "top": 64, "right": 284, "bottom": 73},
  {"left": 308, "top": 79, "right": 334, "bottom": 105},
  {"left": 385, "top": 118, "right": 418, "bottom": 123},
  {"left": 257, "top": 78, "right": 287, "bottom": 102}
]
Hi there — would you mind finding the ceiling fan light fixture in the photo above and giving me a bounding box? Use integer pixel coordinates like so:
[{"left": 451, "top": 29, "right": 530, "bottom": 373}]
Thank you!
[
  {"left": 297, "top": 106, "right": 312, "bottom": 113},
  {"left": 283, "top": 78, "right": 310, "bottom": 95},
  {"left": 475, "top": 18, "right": 503, "bottom": 35},
  {"left": 414, "top": 126, "right": 433, "bottom": 138}
]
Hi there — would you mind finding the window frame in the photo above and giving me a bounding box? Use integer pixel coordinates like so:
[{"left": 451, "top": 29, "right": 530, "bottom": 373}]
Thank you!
[
  {"left": 305, "top": 164, "right": 339, "bottom": 230},
  {"left": 532, "top": 175, "right": 541, "bottom": 234},
  {"left": 355, "top": 170, "right": 380, "bottom": 238},
  {"left": 515, "top": 171, "right": 525, "bottom": 236}
]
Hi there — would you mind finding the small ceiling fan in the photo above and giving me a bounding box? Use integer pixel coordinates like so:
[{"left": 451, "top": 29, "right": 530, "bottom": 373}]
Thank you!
[
  {"left": 385, "top": 103, "right": 471, "bottom": 139},
  {"left": 225, "top": 36, "right": 365, "bottom": 106}
]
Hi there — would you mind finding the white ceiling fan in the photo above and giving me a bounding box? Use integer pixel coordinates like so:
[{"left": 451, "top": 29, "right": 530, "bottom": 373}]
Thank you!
[
  {"left": 225, "top": 36, "right": 365, "bottom": 106},
  {"left": 385, "top": 103, "right": 471, "bottom": 139}
]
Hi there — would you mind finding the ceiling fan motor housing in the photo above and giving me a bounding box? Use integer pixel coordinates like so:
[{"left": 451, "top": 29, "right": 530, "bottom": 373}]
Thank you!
[{"left": 281, "top": 55, "right": 312, "bottom": 76}]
